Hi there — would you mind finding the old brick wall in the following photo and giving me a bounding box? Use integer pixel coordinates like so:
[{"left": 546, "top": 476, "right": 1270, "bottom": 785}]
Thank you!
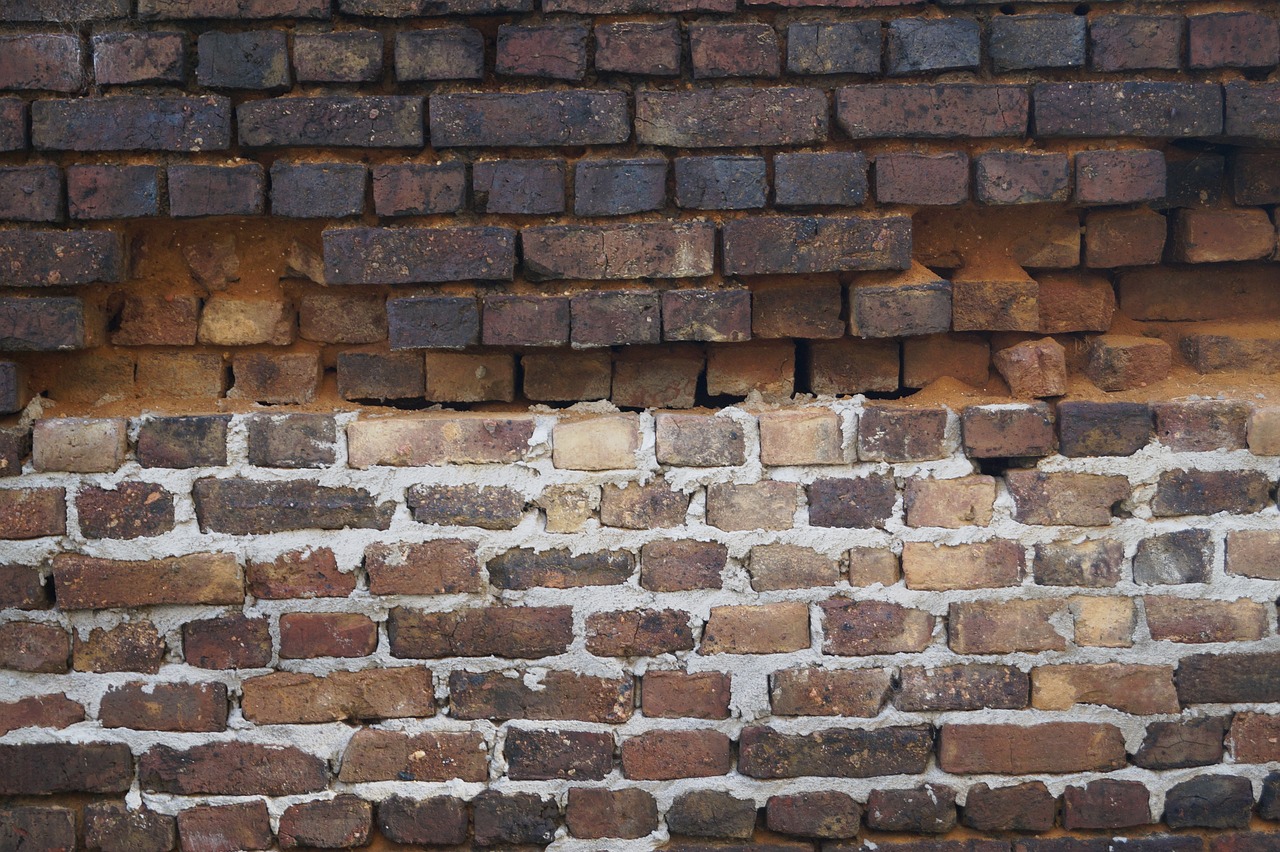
[{"left": 2, "top": 0, "right": 1280, "bottom": 849}]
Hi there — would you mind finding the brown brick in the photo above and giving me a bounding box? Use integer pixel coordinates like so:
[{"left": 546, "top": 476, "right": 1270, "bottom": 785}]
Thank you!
[
  {"left": 595, "top": 21, "right": 681, "bottom": 75},
  {"left": 0, "top": 694, "right": 84, "bottom": 736},
  {"left": 939, "top": 722, "right": 1127, "bottom": 774},
  {"left": 0, "top": 808, "right": 75, "bottom": 852},
  {"left": 377, "top": 796, "right": 468, "bottom": 847},
  {"left": 488, "top": 547, "right": 633, "bottom": 590},
  {"left": 279, "top": 796, "right": 371, "bottom": 850},
  {"left": 566, "top": 788, "right": 658, "bottom": 840},
  {"left": 823, "top": 599, "right": 934, "bottom": 655},
  {"left": 1249, "top": 406, "right": 1280, "bottom": 454},
  {"left": 1086, "top": 208, "right": 1167, "bottom": 268},
  {"left": 406, "top": 484, "right": 524, "bottom": 529},
  {"left": 364, "top": 539, "right": 480, "bottom": 596},
  {"left": 808, "top": 475, "right": 896, "bottom": 529},
  {"left": 1085, "top": 334, "right": 1173, "bottom": 391},
  {"left": 1007, "top": 471, "right": 1129, "bottom": 526},
  {"left": 425, "top": 352, "right": 515, "bottom": 403},
  {"left": 339, "top": 730, "right": 486, "bottom": 782},
  {"left": 279, "top": 612, "right": 376, "bottom": 659},
  {"left": 766, "top": 791, "right": 861, "bottom": 840},
  {"left": 0, "top": 296, "right": 89, "bottom": 351},
  {"left": 1226, "top": 530, "right": 1280, "bottom": 580},
  {"left": 389, "top": 605, "right": 573, "bottom": 659},
  {"left": 242, "top": 668, "right": 434, "bottom": 725},
  {"left": 449, "top": 670, "right": 634, "bottom": 723},
  {"left": 662, "top": 289, "right": 751, "bottom": 343},
  {"left": 1032, "top": 663, "right": 1179, "bottom": 714},
  {"left": 523, "top": 350, "right": 612, "bottom": 402},
  {"left": 32, "top": 418, "right": 127, "bottom": 473},
  {"left": 0, "top": 622, "right": 69, "bottom": 673},
  {"left": 707, "top": 481, "right": 800, "bottom": 531},
  {"left": 538, "top": 484, "right": 599, "bottom": 533},
  {"left": 963, "top": 782, "right": 1056, "bottom": 833},
  {"left": 1165, "top": 775, "right": 1254, "bottom": 830},
  {"left": 949, "top": 599, "right": 1067, "bottom": 653},
  {"left": 905, "top": 476, "right": 996, "bottom": 528},
  {"left": 701, "top": 602, "right": 809, "bottom": 654},
  {"left": 55, "top": 552, "right": 242, "bottom": 609},
  {"left": 473, "top": 791, "right": 559, "bottom": 848},
  {"left": 140, "top": 742, "right": 327, "bottom": 795},
  {"left": 759, "top": 408, "right": 843, "bottom": 465},
  {"left": 136, "top": 352, "right": 226, "bottom": 399},
  {"left": 1175, "top": 208, "right": 1276, "bottom": 263},
  {"left": 74, "top": 621, "right": 165, "bottom": 673},
  {"left": 528, "top": 223, "right": 713, "bottom": 281},
  {"left": 198, "top": 298, "right": 292, "bottom": 346},
  {"left": 336, "top": 350, "right": 423, "bottom": 401},
  {"left": 858, "top": 404, "right": 951, "bottom": 462},
  {"left": 586, "top": 609, "right": 693, "bottom": 656},
  {"left": 1063, "top": 779, "right": 1152, "bottom": 830},
  {"left": 849, "top": 262, "right": 952, "bottom": 338},
  {"left": 641, "top": 670, "right": 730, "bottom": 719},
  {"left": 622, "top": 730, "right": 732, "bottom": 780},
  {"left": 100, "top": 681, "right": 228, "bottom": 732},
  {"left": 136, "top": 415, "right": 228, "bottom": 469},
  {"left": 245, "top": 414, "right": 336, "bottom": 469},
  {"left": 707, "top": 339, "right": 795, "bottom": 398},
  {"left": 246, "top": 547, "right": 353, "bottom": 599},
  {"left": 347, "top": 415, "right": 533, "bottom": 467},
  {"left": 506, "top": 729, "right": 613, "bottom": 781},
  {"left": 111, "top": 294, "right": 197, "bottom": 346},
  {"left": 976, "top": 152, "right": 1070, "bottom": 205},
  {"left": 177, "top": 802, "right": 271, "bottom": 852},
  {"left": 666, "top": 790, "right": 755, "bottom": 840},
  {"left": 655, "top": 413, "right": 746, "bottom": 467},
  {"left": 962, "top": 402, "right": 1055, "bottom": 458},
  {"left": 749, "top": 544, "right": 839, "bottom": 591},
  {"left": 230, "top": 351, "right": 321, "bottom": 404},
  {"left": 1076, "top": 149, "right": 1166, "bottom": 204},
  {"left": 0, "top": 742, "right": 133, "bottom": 795},
  {"left": 993, "top": 337, "right": 1067, "bottom": 397},
  {"left": 182, "top": 614, "right": 271, "bottom": 669},
  {"left": 1072, "top": 597, "right": 1136, "bottom": 648},
  {"left": 1136, "top": 718, "right": 1228, "bottom": 771},
  {"left": 1058, "top": 401, "right": 1152, "bottom": 457},
  {"left": 0, "top": 427, "right": 30, "bottom": 479},
  {"left": 1227, "top": 713, "right": 1280, "bottom": 764},
  {"left": 770, "top": 667, "right": 891, "bottom": 717},
  {"left": 194, "top": 478, "right": 394, "bottom": 534},
  {"left": 1145, "top": 596, "right": 1268, "bottom": 643},
  {"left": 865, "top": 785, "right": 958, "bottom": 834},
  {"left": 298, "top": 294, "right": 385, "bottom": 345},
  {"left": 896, "top": 664, "right": 1029, "bottom": 712},
  {"left": 876, "top": 151, "right": 970, "bottom": 205},
  {"left": 0, "top": 488, "right": 65, "bottom": 539},
  {"left": 294, "top": 30, "right": 382, "bottom": 82},
  {"left": 1033, "top": 539, "right": 1124, "bottom": 587},
  {"left": 76, "top": 482, "right": 174, "bottom": 540},
  {"left": 85, "top": 803, "right": 176, "bottom": 852},
  {"left": 612, "top": 345, "right": 702, "bottom": 409},
  {"left": 641, "top": 539, "right": 726, "bottom": 591},
  {"left": 1155, "top": 399, "right": 1252, "bottom": 451},
  {"left": 740, "top": 725, "right": 933, "bottom": 778},
  {"left": 952, "top": 263, "right": 1040, "bottom": 331},
  {"left": 903, "top": 540, "right": 1023, "bottom": 590},
  {"left": 0, "top": 564, "right": 46, "bottom": 610}
]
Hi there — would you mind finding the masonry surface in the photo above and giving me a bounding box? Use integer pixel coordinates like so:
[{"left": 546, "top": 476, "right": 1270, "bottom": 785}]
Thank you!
[{"left": 2, "top": 0, "right": 1280, "bottom": 850}]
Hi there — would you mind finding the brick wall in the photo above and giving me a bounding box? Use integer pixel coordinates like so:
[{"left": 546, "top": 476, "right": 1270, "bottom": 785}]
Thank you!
[{"left": 2, "top": 0, "right": 1280, "bottom": 849}]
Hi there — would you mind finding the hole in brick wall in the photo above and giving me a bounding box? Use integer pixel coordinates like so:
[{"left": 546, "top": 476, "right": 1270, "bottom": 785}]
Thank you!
[
  {"left": 1073, "top": 4, "right": 1089, "bottom": 15},
  {"left": 1111, "top": 499, "right": 1132, "bottom": 520},
  {"left": 999, "top": 4, "right": 1015, "bottom": 14}
]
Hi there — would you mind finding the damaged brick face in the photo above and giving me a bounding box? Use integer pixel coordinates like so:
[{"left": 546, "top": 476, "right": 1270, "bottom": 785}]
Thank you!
[{"left": 3, "top": 0, "right": 1280, "bottom": 850}]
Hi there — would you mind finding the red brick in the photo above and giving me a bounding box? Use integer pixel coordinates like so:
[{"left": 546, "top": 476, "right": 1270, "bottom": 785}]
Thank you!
[
  {"left": 1175, "top": 208, "right": 1275, "bottom": 262},
  {"left": 240, "top": 96, "right": 423, "bottom": 147},
  {"left": 74, "top": 621, "right": 165, "bottom": 674},
  {"left": 242, "top": 668, "right": 434, "bottom": 724},
  {"left": 0, "top": 742, "right": 133, "bottom": 794},
  {"left": 840, "top": 85, "right": 1029, "bottom": 138},
  {"left": 771, "top": 667, "right": 890, "bottom": 717},
  {"left": 279, "top": 612, "right": 377, "bottom": 659},
  {"left": 707, "top": 339, "right": 796, "bottom": 398},
  {"left": 767, "top": 791, "right": 861, "bottom": 840},
  {"left": 691, "top": 23, "right": 779, "bottom": 78},
  {"left": 168, "top": 164, "right": 265, "bottom": 217},
  {"left": 389, "top": 605, "right": 573, "bottom": 659},
  {"left": 962, "top": 402, "right": 1055, "bottom": 457},
  {"left": 566, "top": 788, "right": 658, "bottom": 840},
  {"left": 32, "top": 95, "right": 231, "bottom": 151},
  {"left": 177, "top": 801, "right": 272, "bottom": 852},
  {"left": 975, "top": 152, "right": 1069, "bottom": 205},
  {"left": 1190, "top": 12, "right": 1279, "bottom": 69},
  {"left": 595, "top": 21, "right": 680, "bottom": 75},
  {"left": 85, "top": 803, "right": 175, "bottom": 852},
  {"left": 622, "top": 730, "right": 732, "bottom": 780},
  {"left": 939, "top": 722, "right": 1127, "bottom": 774},
  {"left": 497, "top": 24, "right": 588, "bottom": 80},
  {"left": 339, "top": 730, "right": 485, "bottom": 783},
  {"left": 635, "top": 86, "right": 826, "bottom": 147},
  {"left": 77, "top": 482, "right": 175, "bottom": 539},
  {"left": 183, "top": 614, "right": 272, "bottom": 669},
  {"left": 450, "top": 669, "right": 634, "bottom": 723},
  {"left": 371, "top": 163, "right": 464, "bottom": 216},
  {"left": 586, "top": 609, "right": 694, "bottom": 655},
  {"left": 0, "top": 622, "right": 69, "bottom": 673},
  {"left": 100, "top": 682, "right": 228, "bottom": 732},
  {"left": 394, "top": 28, "right": 482, "bottom": 80},
  {"left": 0, "top": 488, "right": 66, "bottom": 539},
  {"left": 1086, "top": 208, "right": 1167, "bottom": 267},
  {"left": 279, "top": 796, "right": 371, "bottom": 850},
  {"left": 482, "top": 294, "right": 569, "bottom": 347},
  {"left": 0, "top": 34, "right": 85, "bottom": 91},
  {"left": 702, "top": 602, "right": 809, "bottom": 654},
  {"left": 55, "top": 552, "right": 241, "bottom": 609},
  {"left": 141, "top": 742, "right": 327, "bottom": 795},
  {"left": 740, "top": 725, "right": 933, "bottom": 778},
  {"left": 642, "top": 670, "right": 731, "bottom": 719},
  {"left": 1146, "top": 596, "right": 1268, "bottom": 643},
  {"left": 431, "top": 91, "right": 627, "bottom": 147},
  {"left": 364, "top": 539, "right": 480, "bottom": 596},
  {"left": 0, "top": 693, "right": 83, "bottom": 736}
]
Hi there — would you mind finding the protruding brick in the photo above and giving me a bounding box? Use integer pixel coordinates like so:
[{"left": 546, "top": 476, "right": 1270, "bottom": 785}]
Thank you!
[{"left": 1039, "top": 272, "right": 1118, "bottom": 332}]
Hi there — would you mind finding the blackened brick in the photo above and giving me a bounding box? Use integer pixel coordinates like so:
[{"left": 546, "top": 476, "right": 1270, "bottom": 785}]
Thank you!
[
  {"left": 526, "top": 222, "right": 714, "bottom": 280},
  {"left": 667, "top": 791, "right": 755, "bottom": 839},
  {"left": 489, "top": 548, "right": 633, "bottom": 590},
  {"left": 1178, "top": 652, "right": 1280, "bottom": 705},
  {"left": 140, "top": 0, "right": 329, "bottom": 17},
  {"left": 168, "top": 164, "right": 265, "bottom": 217},
  {"left": 662, "top": 289, "right": 751, "bottom": 342},
  {"left": 482, "top": 294, "right": 569, "bottom": 347},
  {"left": 505, "top": 729, "right": 613, "bottom": 781},
  {"left": 183, "top": 614, "right": 272, "bottom": 669},
  {"left": 0, "top": 99, "right": 25, "bottom": 151},
  {"left": 497, "top": 24, "right": 588, "bottom": 80},
  {"left": 975, "top": 152, "right": 1069, "bottom": 204},
  {"left": 1226, "top": 83, "right": 1280, "bottom": 139},
  {"left": 325, "top": 227, "right": 514, "bottom": 284},
  {"left": 575, "top": 158, "right": 665, "bottom": 217},
  {"left": 279, "top": 796, "right": 371, "bottom": 850},
  {"left": 140, "top": 742, "right": 326, "bottom": 796},
  {"left": 0, "top": 34, "right": 85, "bottom": 91},
  {"left": 876, "top": 152, "right": 969, "bottom": 205},
  {"left": 1090, "top": 15, "right": 1182, "bottom": 72},
  {"left": 137, "top": 415, "right": 229, "bottom": 468},
  {"left": 66, "top": 165, "right": 159, "bottom": 219},
  {"left": 787, "top": 20, "right": 878, "bottom": 76},
  {"left": 1165, "top": 775, "right": 1254, "bottom": 829},
  {"left": 887, "top": 18, "right": 980, "bottom": 76},
  {"left": 77, "top": 482, "right": 175, "bottom": 539},
  {"left": 431, "top": 91, "right": 628, "bottom": 147},
  {"left": 690, "top": 23, "right": 780, "bottom": 78},
  {"left": 194, "top": 478, "right": 394, "bottom": 534},
  {"left": 808, "top": 476, "right": 896, "bottom": 528},
  {"left": 473, "top": 159, "right": 565, "bottom": 214},
  {"left": 724, "top": 215, "right": 910, "bottom": 274},
  {"left": 0, "top": 167, "right": 61, "bottom": 222},
  {"left": 247, "top": 413, "right": 336, "bottom": 468},
  {"left": 739, "top": 725, "right": 933, "bottom": 779},
  {"left": 296, "top": 30, "right": 383, "bottom": 82},
  {"left": 337, "top": 350, "right": 423, "bottom": 400},
  {"left": 1134, "top": 528, "right": 1212, "bottom": 585},
  {"left": 2, "top": 0, "right": 128, "bottom": 21},
  {"left": 636, "top": 87, "right": 826, "bottom": 147},
  {"left": 239, "top": 96, "right": 424, "bottom": 147},
  {"left": 271, "top": 162, "right": 367, "bottom": 218},
  {"left": 473, "top": 792, "right": 558, "bottom": 847},
  {"left": 1063, "top": 779, "right": 1151, "bottom": 830},
  {"left": 1164, "top": 153, "right": 1225, "bottom": 207},
  {"left": 197, "top": 30, "right": 289, "bottom": 89},
  {"left": 964, "top": 782, "right": 1056, "bottom": 832},
  {"left": 0, "top": 563, "right": 46, "bottom": 609},
  {"left": 572, "top": 290, "right": 660, "bottom": 347},
  {"left": 378, "top": 796, "right": 468, "bottom": 846},
  {"left": 84, "top": 803, "right": 175, "bottom": 852},
  {"left": 866, "top": 785, "right": 957, "bottom": 834},
  {"left": 0, "top": 298, "right": 85, "bottom": 351},
  {"left": 775, "top": 152, "right": 867, "bottom": 207},
  {"left": 371, "top": 163, "right": 465, "bottom": 216},
  {"left": 1189, "top": 13, "right": 1279, "bottom": 69},
  {"left": 93, "top": 32, "right": 185, "bottom": 85},
  {"left": 1034, "top": 82, "right": 1222, "bottom": 137},
  {"left": 990, "top": 14, "right": 1086, "bottom": 71},
  {"left": 0, "top": 230, "right": 124, "bottom": 286},
  {"left": 0, "top": 743, "right": 133, "bottom": 794},
  {"left": 387, "top": 296, "right": 479, "bottom": 349},
  {"left": 396, "top": 28, "right": 483, "bottom": 81},
  {"left": 675, "top": 156, "right": 766, "bottom": 210},
  {"left": 839, "top": 84, "right": 1028, "bottom": 139},
  {"left": 595, "top": 21, "right": 680, "bottom": 76}
]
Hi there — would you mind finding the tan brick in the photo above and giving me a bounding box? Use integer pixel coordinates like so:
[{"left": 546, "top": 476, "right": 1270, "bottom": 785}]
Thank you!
[
  {"left": 903, "top": 541, "right": 1023, "bottom": 590},
  {"left": 198, "top": 298, "right": 293, "bottom": 346},
  {"left": 701, "top": 602, "right": 809, "bottom": 654},
  {"left": 949, "top": 599, "right": 1067, "bottom": 653},
  {"left": 904, "top": 476, "right": 995, "bottom": 528},
  {"left": 993, "top": 338, "right": 1067, "bottom": 398},
  {"left": 1144, "top": 596, "right": 1269, "bottom": 643},
  {"left": 553, "top": 414, "right": 640, "bottom": 470},
  {"left": 1174, "top": 208, "right": 1276, "bottom": 263},
  {"left": 758, "top": 409, "right": 843, "bottom": 465},
  {"left": 706, "top": 481, "right": 800, "bottom": 531},
  {"left": 770, "top": 667, "right": 891, "bottom": 717},
  {"left": 1072, "top": 596, "right": 1136, "bottom": 648},
  {"left": 537, "top": 485, "right": 599, "bottom": 533},
  {"left": 939, "top": 723, "right": 1127, "bottom": 774},
  {"left": 848, "top": 547, "right": 899, "bottom": 586},
  {"left": 1247, "top": 406, "right": 1280, "bottom": 455},
  {"left": 136, "top": 351, "right": 227, "bottom": 399},
  {"left": 1226, "top": 529, "right": 1280, "bottom": 580},
  {"left": 655, "top": 413, "right": 746, "bottom": 467},
  {"left": 1032, "top": 663, "right": 1179, "bottom": 714},
  {"left": 1006, "top": 471, "right": 1129, "bottom": 526},
  {"left": 600, "top": 479, "right": 689, "bottom": 529},
  {"left": 425, "top": 352, "right": 515, "bottom": 402},
  {"left": 242, "top": 668, "right": 435, "bottom": 725},
  {"left": 32, "top": 418, "right": 127, "bottom": 473},
  {"left": 347, "top": 415, "right": 534, "bottom": 467},
  {"left": 749, "top": 544, "right": 840, "bottom": 591}
]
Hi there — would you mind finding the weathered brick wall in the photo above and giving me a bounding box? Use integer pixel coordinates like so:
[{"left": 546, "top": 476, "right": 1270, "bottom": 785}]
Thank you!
[{"left": 2, "top": 0, "right": 1280, "bottom": 849}]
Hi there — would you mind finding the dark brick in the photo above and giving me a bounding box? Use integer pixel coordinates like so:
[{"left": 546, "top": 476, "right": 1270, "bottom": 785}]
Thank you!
[
  {"left": 1134, "top": 529, "right": 1212, "bottom": 585},
  {"left": 176, "top": 802, "right": 271, "bottom": 852},
  {"left": 482, "top": 294, "right": 570, "bottom": 347},
  {"left": 1, "top": 0, "right": 128, "bottom": 20},
  {"left": 767, "top": 791, "right": 860, "bottom": 840},
  {"left": 341, "top": 0, "right": 528, "bottom": 12},
  {"left": 67, "top": 165, "right": 159, "bottom": 219},
  {"left": 183, "top": 614, "right": 274, "bottom": 670},
  {"left": 1090, "top": 15, "right": 1182, "bottom": 72},
  {"left": 876, "top": 151, "right": 969, "bottom": 205},
  {"left": 74, "top": 621, "right": 165, "bottom": 673},
  {"left": 0, "top": 99, "right": 25, "bottom": 151},
  {"left": 523, "top": 350, "right": 611, "bottom": 401},
  {"left": 498, "top": 24, "right": 588, "bottom": 80},
  {"left": 231, "top": 351, "right": 320, "bottom": 404},
  {"left": 0, "top": 230, "right": 123, "bottom": 287},
  {"left": 807, "top": 476, "right": 896, "bottom": 528},
  {"left": 787, "top": 20, "right": 878, "bottom": 76},
  {"left": 1153, "top": 469, "right": 1271, "bottom": 516},
  {"left": 751, "top": 279, "right": 842, "bottom": 339},
  {"left": 34, "top": 96, "right": 228, "bottom": 152},
  {"left": 100, "top": 681, "right": 228, "bottom": 732},
  {"left": 336, "top": 351, "right": 424, "bottom": 400},
  {"left": 1261, "top": 772, "right": 1280, "bottom": 819},
  {"left": 271, "top": 162, "right": 366, "bottom": 218},
  {"left": 1226, "top": 83, "right": 1280, "bottom": 140},
  {"left": 0, "top": 564, "right": 47, "bottom": 609},
  {"left": 295, "top": 30, "right": 383, "bottom": 82},
  {"left": 279, "top": 796, "right": 371, "bottom": 850},
  {"left": 858, "top": 405, "right": 950, "bottom": 462},
  {"left": 0, "top": 426, "right": 28, "bottom": 478},
  {"left": 990, "top": 14, "right": 1085, "bottom": 71},
  {"left": 387, "top": 296, "right": 479, "bottom": 349},
  {"left": 239, "top": 96, "right": 423, "bottom": 147},
  {"left": 636, "top": 87, "right": 826, "bottom": 147},
  {"left": 1, "top": 806, "right": 76, "bottom": 850},
  {"left": 0, "top": 167, "right": 62, "bottom": 223},
  {"left": 962, "top": 402, "right": 1055, "bottom": 458},
  {"left": 197, "top": 30, "right": 289, "bottom": 89},
  {"left": 168, "top": 164, "right": 265, "bottom": 217},
  {"left": 1035, "top": 82, "right": 1222, "bottom": 137},
  {"left": 299, "top": 293, "right": 384, "bottom": 345},
  {"left": 489, "top": 547, "right": 633, "bottom": 590},
  {"left": 137, "top": 415, "right": 228, "bottom": 468},
  {"left": 0, "top": 622, "right": 68, "bottom": 673},
  {"left": 407, "top": 483, "right": 523, "bottom": 529},
  {"left": 1190, "top": 13, "right": 1279, "bottom": 69},
  {"left": 675, "top": 156, "right": 766, "bottom": 210},
  {"left": 566, "top": 788, "right": 658, "bottom": 840},
  {"left": 1058, "top": 401, "right": 1151, "bottom": 457},
  {"left": 975, "top": 152, "right": 1070, "bottom": 204},
  {"left": 473, "top": 791, "right": 558, "bottom": 847},
  {"left": 371, "top": 163, "right": 465, "bottom": 216},
  {"left": 595, "top": 21, "right": 680, "bottom": 75},
  {"left": 0, "top": 362, "right": 22, "bottom": 415},
  {"left": 887, "top": 18, "right": 980, "bottom": 75},
  {"left": 474, "top": 159, "right": 565, "bottom": 214},
  {"left": 77, "top": 482, "right": 174, "bottom": 539},
  {"left": 571, "top": 290, "right": 661, "bottom": 347},
  {"left": 247, "top": 413, "right": 335, "bottom": 468},
  {"left": 1077, "top": 149, "right": 1166, "bottom": 204},
  {"left": 0, "top": 742, "right": 133, "bottom": 794},
  {"left": 141, "top": 741, "right": 327, "bottom": 795},
  {"left": 641, "top": 539, "right": 725, "bottom": 591},
  {"left": 505, "top": 729, "right": 613, "bottom": 781},
  {"left": 140, "top": 0, "right": 329, "bottom": 17},
  {"left": 690, "top": 23, "right": 779, "bottom": 79},
  {"left": 194, "top": 478, "right": 395, "bottom": 534},
  {"left": 775, "top": 152, "right": 867, "bottom": 208},
  {"left": 839, "top": 84, "right": 1028, "bottom": 138},
  {"left": 85, "top": 803, "right": 175, "bottom": 852},
  {"left": 667, "top": 791, "right": 755, "bottom": 840},
  {"left": 662, "top": 289, "right": 750, "bottom": 342},
  {"left": 396, "top": 28, "right": 483, "bottom": 80},
  {"left": 963, "top": 781, "right": 1056, "bottom": 832},
  {"left": 325, "top": 227, "right": 514, "bottom": 284},
  {"left": 1063, "top": 779, "right": 1151, "bottom": 830},
  {"left": 574, "top": 158, "right": 665, "bottom": 217},
  {"left": 451, "top": 669, "right": 633, "bottom": 723},
  {"left": 866, "top": 785, "right": 958, "bottom": 834},
  {"left": 0, "top": 34, "right": 84, "bottom": 91},
  {"left": 808, "top": 338, "right": 901, "bottom": 395},
  {"left": 378, "top": 796, "right": 469, "bottom": 846},
  {"left": 896, "top": 664, "right": 1029, "bottom": 711},
  {"left": 526, "top": 222, "right": 714, "bottom": 280},
  {"left": 724, "top": 215, "right": 910, "bottom": 275},
  {"left": 1032, "top": 540, "right": 1123, "bottom": 588},
  {"left": 1162, "top": 153, "right": 1226, "bottom": 208},
  {"left": 1165, "top": 775, "right": 1254, "bottom": 829},
  {"left": 1178, "top": 653, "right": 1280, "bottom": 704},
  {"left": 431, "top": 91, "right": 628, "bottom": 147},
  {"left": 389, "top": 605, "right": 572, "bottom": 659},
  {"left": 739, "top": 725, "right": 933, "bottom": 778}
]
